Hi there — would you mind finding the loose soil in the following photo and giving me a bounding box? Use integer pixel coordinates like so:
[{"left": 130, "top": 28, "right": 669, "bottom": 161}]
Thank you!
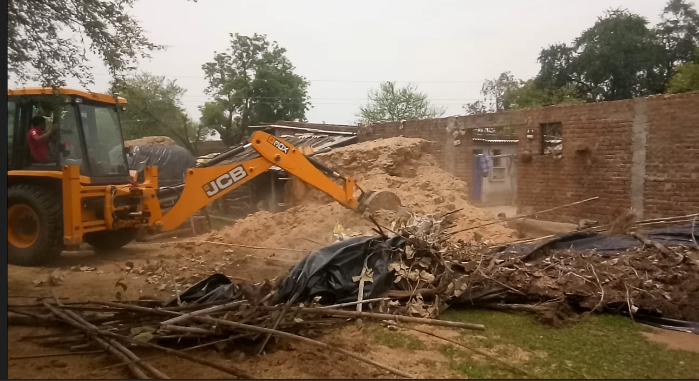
[{"left": 209, "top": 137, "right": 515, "bottom": 254}]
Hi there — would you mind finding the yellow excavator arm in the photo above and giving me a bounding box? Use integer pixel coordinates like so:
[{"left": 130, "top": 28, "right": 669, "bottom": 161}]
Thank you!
[{"left": 148, "top": 131, "right": 382, "bottom": 232}]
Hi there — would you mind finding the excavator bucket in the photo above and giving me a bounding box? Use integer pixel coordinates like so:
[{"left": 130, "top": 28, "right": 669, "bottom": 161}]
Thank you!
[{"left": 359, "top": 190, "right": 403, "bottom": 213}]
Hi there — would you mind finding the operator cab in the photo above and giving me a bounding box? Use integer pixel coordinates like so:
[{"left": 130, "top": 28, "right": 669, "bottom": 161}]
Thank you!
[{"left": 7, "top": 88, "right": 130, "bottom": 184}]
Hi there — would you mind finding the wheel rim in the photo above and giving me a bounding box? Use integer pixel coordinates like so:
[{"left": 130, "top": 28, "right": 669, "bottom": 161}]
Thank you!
[{"left": 8, "top": 204, "right": 40, "bottom": 249}]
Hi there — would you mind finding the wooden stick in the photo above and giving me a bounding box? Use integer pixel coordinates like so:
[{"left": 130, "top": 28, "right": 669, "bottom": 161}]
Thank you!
[
  {"left": 264, "top": 306, "right": 485, "bottom": 331},
  {"left": 165, "top": 266, "right": 181, "bottom": 306},
  {"left": 8, "top": 350, "right": 105, "bottom": 361},
  {"left": 98, "top": 334, "right": 253, "bottom": 372},
  {"left": 160, "top": 301, "right": 244, "bottom": 326},
  {"left": 94, "top": 302, "right": 414, "bottom": 379},
  {"left": 161, "top": 325, "right": 218, "bottom": 336},
  {"left": 194, "top": 315, "right": 415, "bottom": 379},
  {"left": 255, "top": 303, "right": 290, "bottom": 356},
  {"left": 318, "top": 297, "right": 389, "bottom": 309},
  {"left": 630, "top": 232, "right": 680, "bottom": 260},
  {"left": 47, "top": 296, "right": 168, "bottom": 379},
  {"left": 202, "top": 240, "right": 306, "bottom": 252},
  {"left": 405, "top": 325, "right": 534, "bottom": 377},
  {"left": 447, "top": 196, "right": 599, "bottom": 235},
  {"left": 44, "top": 302, "right": 254, "bottom": 379},
  {"left": 42, "top": 302, "right": 153, "bottom": 380},
  {"left": 356, "top": 256, "right": 370, "bottom": 314},
  {"left": 440, "top": 208, "right": 464, "bottom": 218}
]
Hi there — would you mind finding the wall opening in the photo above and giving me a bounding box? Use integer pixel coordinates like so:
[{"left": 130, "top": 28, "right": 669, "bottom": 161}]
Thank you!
[{"left": 540, "top": 122, "right": 562, "bottom": 156}]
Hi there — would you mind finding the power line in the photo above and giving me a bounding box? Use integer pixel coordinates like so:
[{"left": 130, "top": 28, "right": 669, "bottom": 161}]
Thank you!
[
  {"left": 179, "top": 95, "right": 482, "bottom": 101},
  {"left": 94, "top": 72, "right": 484, "bottom": 84}
]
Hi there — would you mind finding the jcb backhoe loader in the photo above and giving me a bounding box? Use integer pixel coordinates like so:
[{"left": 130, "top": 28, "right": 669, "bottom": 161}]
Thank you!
[{"left": 7, "top": 88, "right": 401, "bottom": 266}]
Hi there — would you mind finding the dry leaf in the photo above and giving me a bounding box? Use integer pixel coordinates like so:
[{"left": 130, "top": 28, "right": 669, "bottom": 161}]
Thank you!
[
  {"left": 49, "top": 270, "right": 65, "bottom": 286},
  {"left": 133, "top": 332, "right": 154, "bottom": 342},
  {"left": 131, "top": 326, "right": 156, "bottom": 335}
]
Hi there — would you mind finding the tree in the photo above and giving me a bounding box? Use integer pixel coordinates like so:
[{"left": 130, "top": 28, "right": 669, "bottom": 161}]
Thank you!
[
  {"left": 666, "top": 48, "right": 699, "bottom": 93},
  {"left": 8, "top": 0, "right": 163, "bottom": 88},
  {"left": 201, "top": 33, "right": 311, "bottom": 146},
  {"left": 654, "top": 0, "right": 699, "bottom": 83},
  {"left": 536, "top": 9, "right": 664, "bottom": 102},
  {"left": 463, "top": 72, "right": 581, "bottom": 115},
  {"left": 111, "top": 73, "right": 210, "bottom": 154},
  {"left": 357, "top": 81, "right": 446, "bottom": 123}
]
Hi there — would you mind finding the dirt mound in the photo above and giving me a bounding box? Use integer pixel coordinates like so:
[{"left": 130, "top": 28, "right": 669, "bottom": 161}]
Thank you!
[
  {"left": 209, "top": 137, "right": 514, "bottom": 257},
  {"left": 125, "top": 136, "right": 176, "bottom": 147}
]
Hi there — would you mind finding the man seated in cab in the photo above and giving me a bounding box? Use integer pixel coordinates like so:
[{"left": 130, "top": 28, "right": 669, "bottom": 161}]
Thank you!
[{"left": 27, "top": 115, "right": 56, "bottom": 164}]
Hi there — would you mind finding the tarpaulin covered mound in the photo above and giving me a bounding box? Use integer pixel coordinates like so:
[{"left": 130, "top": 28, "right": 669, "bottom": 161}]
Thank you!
[
  {"left": 125, "top": 136, "right": 176, "bottom": 147},
  {"left": 208, "top": 137, "right": 514, "bottom": 257}
]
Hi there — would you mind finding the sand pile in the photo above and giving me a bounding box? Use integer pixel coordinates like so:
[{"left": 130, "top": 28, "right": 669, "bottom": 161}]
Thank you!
[{"left": 209, "top": 137, "right": 514, "bottom": 258}]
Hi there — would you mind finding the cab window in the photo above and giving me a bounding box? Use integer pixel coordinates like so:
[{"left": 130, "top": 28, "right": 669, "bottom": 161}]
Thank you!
[{"left": 8, "top": 101, "right": 17, "bottom": 166}]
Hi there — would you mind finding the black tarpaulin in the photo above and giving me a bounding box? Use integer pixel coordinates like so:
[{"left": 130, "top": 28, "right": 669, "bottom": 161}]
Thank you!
[
  {"left": 109, "top": 144, "right": 196, "bottom": 187},
  {"left": 273, "top": 235, "right": 406, "bottom": 305},
  {"left": 500, "top": 225, "right": 697, "bottom": 261}
]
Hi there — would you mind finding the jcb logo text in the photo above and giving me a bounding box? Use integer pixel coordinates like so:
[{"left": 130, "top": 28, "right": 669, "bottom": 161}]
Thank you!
[
  {"left": 203, "top": 166, "right": 248, "bottom": 197},
  {"left": 273, "top": 140, "right": 290, "bottom": 154}
]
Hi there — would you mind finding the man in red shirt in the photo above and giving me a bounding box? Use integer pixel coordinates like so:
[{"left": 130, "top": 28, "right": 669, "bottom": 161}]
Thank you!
[{"left": 27, "top": 116, "right": 55, "bottom": 163}]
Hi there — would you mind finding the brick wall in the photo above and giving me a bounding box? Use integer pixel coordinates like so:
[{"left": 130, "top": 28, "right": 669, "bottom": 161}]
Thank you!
[
  {"left": 357, "top": 93, "right": 699, "bottom": 223},
  {"left": 644, "top": 94, "right": 699, "bottom": 219}
]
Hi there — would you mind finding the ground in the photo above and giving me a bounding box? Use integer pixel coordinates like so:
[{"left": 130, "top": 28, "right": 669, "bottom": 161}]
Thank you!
[{"left": 7, "top": 231, "right": 699, "bottom": 379}]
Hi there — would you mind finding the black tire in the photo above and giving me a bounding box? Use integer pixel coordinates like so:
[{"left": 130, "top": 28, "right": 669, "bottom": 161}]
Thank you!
[
  {"left": 83, "top": 228, "right": 138, "bottom": 251},
  {"left": 8, "top": 184, "right": 64, "bottom": 266}
]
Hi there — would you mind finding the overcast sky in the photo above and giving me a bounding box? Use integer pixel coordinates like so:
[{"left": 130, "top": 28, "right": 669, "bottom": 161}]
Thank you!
[{"left": 22, "top": 0, "right": 670, "bottom": 125}]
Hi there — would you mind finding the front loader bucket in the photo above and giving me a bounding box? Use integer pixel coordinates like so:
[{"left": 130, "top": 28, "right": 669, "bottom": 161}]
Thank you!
[{"left": 360, "top": 190, "right": 403, "bottom": 213}]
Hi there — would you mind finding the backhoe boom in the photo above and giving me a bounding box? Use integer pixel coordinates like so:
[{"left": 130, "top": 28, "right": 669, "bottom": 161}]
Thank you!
[{"left": 151, "top": 131, "right": 362, "bottom": 231}]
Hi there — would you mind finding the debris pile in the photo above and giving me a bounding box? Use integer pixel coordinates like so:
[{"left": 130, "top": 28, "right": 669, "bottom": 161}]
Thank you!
[
  {"left": 209, "top": 137, "right": 515, "bottom": 255},
  {"left": 446, "top": 223, "right": 699, "bottom": 326},
  {"left": 7, "top": 269, "right": 483, "bottom": 380}
]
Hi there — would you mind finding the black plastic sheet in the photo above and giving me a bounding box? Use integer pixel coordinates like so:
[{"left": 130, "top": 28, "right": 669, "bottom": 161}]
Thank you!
[
  {"left": 110, "top": 144, "right": 196, "bottom": 187},
  {"left": 274, "top": 235, "right": 406, "bottom": 305},
  {"left": 165, "top": 273, "right": 240, "bottom": 307},
  {"left": 501, "top": 225, "right": 697, "bottom": 261}
]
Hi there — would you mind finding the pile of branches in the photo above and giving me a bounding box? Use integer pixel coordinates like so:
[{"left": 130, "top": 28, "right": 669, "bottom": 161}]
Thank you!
[
  {"left": 374, "top": 210, "right": 491, "bottom": 319},
  {"left": 8, "top": 282, "right": 484, "bottom": 380},
  {"left": 445, "top": 229, "right": 699, "bottom": 325}
]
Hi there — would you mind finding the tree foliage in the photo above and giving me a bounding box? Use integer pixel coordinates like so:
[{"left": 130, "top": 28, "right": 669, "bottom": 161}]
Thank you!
[
  {"left": 666, "top": 48, "right": 699, "bottom": 93},
  {"left": 463, "top": 72, "right": 581, "bottom": 115},
  {"left": 655, "top": 0, "right": 699, "bottom": 80},
  {"left": 466, "top": 0, "right": 699, "bottom": 114},
  {"left": 537, "top": 9, "right": 663, "bottom": 101},
  {"left": 111, "top": 73, "right": 210, "bottom": 154},
  {"left": 8, "top": 0, "right": 163, "bottom": 87},
  {"left": 201, "top": 33, "right": 310, "bottom": 146},
  {"left": 358, "top": 81, "right": 446, "bottom": 123},
  {"left": 533, "top": 1, "right": 699, "bottom": 102}
]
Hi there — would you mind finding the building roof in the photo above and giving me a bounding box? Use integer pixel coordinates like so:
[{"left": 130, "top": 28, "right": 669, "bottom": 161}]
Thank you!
[
  {"left": 197, "top": 131, "right": 357, "bottom": 166},
  {"left": 249, "top": 124, "right": 357, "bottom": 136}
]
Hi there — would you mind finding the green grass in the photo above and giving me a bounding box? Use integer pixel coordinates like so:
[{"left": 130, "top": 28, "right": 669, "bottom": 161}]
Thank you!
[
  {"left": 367, "top": 325, "right": 427, "bottom": 351},
  {"left": 440, "top": 309, "right": 699, "bottom": 379}
]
